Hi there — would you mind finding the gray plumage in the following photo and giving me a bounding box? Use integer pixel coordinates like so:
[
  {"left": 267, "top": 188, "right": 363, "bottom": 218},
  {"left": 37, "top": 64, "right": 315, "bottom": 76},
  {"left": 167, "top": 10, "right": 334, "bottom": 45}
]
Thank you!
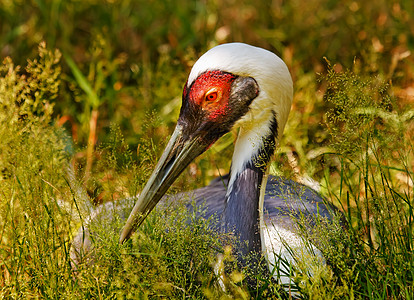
[{"left": 70, "top": 174, "right": 336, "bottom": 268}]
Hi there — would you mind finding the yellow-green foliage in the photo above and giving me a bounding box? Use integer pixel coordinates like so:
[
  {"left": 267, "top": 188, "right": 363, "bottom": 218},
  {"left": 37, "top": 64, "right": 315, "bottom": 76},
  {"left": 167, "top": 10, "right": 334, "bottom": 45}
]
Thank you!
[
  {"left": 0, "top": 42, "right": 67, "bottom": 218},
  {"left": 317, "top": 69, "right": 414, "bottom": 299},
  {"left": 0, "top": 43, "right": 73, "bottom": 297}
]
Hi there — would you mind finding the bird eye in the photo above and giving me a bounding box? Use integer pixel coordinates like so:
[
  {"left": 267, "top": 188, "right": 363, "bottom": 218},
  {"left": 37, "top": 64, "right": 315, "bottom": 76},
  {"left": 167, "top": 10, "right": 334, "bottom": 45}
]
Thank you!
[{"left": 205, "top": 91, "right": 218, "bottom": 102}]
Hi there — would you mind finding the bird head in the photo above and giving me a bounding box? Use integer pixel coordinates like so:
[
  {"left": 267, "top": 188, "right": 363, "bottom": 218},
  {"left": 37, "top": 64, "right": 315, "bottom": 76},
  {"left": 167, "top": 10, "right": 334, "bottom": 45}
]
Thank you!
[{"left": 120, "top": 43, "right": 293, "bottom": 243}]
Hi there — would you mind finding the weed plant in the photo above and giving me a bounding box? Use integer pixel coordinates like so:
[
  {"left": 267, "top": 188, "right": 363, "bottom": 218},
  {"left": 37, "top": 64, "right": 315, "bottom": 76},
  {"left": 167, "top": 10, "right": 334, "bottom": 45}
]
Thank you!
[
  {"left": 318, "top": 67, "right": 413, "bottom": 299},
  {"left": 0, "top": 44, "right": 73, "bottom": 297}
]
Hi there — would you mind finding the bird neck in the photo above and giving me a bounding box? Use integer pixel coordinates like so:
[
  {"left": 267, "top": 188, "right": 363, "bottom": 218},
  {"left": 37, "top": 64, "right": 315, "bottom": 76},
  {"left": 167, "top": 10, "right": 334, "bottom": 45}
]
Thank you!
[{"left": 224, "top": 114, "right": 278, "bottom": 260}]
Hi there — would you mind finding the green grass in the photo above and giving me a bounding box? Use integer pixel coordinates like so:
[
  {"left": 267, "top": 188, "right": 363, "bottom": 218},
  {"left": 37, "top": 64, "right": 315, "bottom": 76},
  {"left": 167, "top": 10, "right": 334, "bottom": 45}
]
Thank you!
[{"left": 1, "top": 0, "right": 414, "bottom": 298}]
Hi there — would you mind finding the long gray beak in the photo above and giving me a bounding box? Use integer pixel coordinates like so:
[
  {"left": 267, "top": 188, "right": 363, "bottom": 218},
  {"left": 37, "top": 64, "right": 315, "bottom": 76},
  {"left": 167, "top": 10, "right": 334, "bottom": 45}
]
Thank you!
[{"left": 119, "top": 125, "right": 208, "bottom": 243}]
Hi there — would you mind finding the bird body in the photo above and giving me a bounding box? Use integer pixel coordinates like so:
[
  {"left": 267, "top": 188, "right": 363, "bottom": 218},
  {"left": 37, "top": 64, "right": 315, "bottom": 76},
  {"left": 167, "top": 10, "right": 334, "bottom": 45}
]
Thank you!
[{"left": 177, "top": 173, "right": 330, "bottom": 284}]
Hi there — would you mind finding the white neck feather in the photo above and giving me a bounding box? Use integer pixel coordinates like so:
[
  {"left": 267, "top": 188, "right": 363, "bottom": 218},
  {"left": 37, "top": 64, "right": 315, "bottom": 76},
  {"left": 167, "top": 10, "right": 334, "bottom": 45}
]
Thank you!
[{"left": 190, "top": 42, "right": 294, "bottom": 212}]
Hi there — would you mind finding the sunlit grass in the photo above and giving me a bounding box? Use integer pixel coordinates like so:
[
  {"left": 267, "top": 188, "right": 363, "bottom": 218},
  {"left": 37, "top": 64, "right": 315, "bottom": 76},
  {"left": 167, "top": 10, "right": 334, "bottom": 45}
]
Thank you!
[{"left": 1, "top": 42, "right": 412, "bottom": 299}]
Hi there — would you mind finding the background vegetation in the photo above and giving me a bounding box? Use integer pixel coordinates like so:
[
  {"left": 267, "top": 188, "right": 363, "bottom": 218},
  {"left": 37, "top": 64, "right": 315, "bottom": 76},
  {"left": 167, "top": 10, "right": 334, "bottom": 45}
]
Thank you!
[{"left": 0, "top": 0, "right": 413, "bottom": 298}]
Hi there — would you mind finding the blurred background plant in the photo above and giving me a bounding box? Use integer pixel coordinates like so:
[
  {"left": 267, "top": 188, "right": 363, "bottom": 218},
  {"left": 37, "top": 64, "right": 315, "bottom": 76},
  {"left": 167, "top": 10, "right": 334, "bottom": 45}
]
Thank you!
[{"left": 0, "top": 0, "right": 413, "bottom": 298}]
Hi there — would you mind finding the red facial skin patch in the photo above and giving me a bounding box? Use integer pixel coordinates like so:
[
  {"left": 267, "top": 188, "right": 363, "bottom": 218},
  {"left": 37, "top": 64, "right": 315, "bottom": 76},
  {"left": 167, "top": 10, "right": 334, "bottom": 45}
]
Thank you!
[{"left": 187, "top": 71, "right": 236, "bottom": 120}]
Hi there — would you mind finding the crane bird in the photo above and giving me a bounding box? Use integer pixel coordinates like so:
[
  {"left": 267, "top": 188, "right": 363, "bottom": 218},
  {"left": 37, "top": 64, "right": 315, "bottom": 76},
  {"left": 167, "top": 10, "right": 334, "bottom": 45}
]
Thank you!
[{"left": 115, "top": 43, "right": 338, "bottom": 285}]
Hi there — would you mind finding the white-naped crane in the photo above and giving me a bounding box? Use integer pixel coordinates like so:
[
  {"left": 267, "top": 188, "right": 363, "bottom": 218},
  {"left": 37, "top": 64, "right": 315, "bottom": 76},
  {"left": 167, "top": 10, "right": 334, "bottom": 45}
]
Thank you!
[
  {"left": 113, "top": 42, "right": 339, "bottom": 285},
  {"left": 70, "top": 43, "right": 341, "bottom": 294}
]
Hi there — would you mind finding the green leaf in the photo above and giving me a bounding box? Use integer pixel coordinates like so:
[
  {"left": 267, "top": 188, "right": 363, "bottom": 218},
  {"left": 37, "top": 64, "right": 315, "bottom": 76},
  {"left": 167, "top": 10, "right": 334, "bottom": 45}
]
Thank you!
[{"left": 64, "top": 53, "right": 100, "bottom": 108}]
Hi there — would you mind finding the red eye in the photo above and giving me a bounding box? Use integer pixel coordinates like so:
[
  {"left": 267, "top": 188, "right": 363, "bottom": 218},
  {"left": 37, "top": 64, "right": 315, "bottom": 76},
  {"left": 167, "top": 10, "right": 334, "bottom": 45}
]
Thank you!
[{"left": 205, "top": 91, "right": 218, "bottom": 102}]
